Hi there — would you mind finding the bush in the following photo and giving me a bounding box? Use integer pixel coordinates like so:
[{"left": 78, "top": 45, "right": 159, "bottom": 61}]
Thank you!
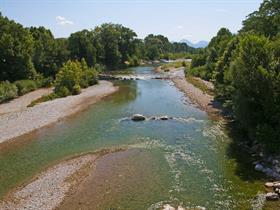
[
  {"left": 14, "top": 80, "right": 37, "bottom": 96},
  {"left": 0, "top": 81, "right": 18, "bottom": 103},
  {"left": 54, "top": 59, "right": 99, "bottom": 97},
  {"left": 72, "top": 84, "right": 81, "bottom": 95},
  {"left": 54, "top": 60, "right": 82, "bottom": 95},
  {"left": 28, "top": 93, "right": 58, "bottom": 107},
  {"left": 37, "top": 77, "right": 53, "bottom": 88},
  {"left": 84, "top": 69, "right": 98, "bottom": 86},
  {"left": 94, "top": 64, "right": 106, "bottom": 72},
  {"left": 55, "top": 86, "right": 70, "bottom": 97},
  {"left": 80, "top": 69, "right": 97, "bottom": 88}
]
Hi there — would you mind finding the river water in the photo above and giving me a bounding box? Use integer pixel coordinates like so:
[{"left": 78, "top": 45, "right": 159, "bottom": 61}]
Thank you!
[{"left": 0, "top": 66, "right": 264, "bottom": 209}]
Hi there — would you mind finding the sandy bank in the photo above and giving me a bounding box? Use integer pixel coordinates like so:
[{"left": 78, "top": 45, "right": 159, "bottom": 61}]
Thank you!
[
  {"left": 0, "top": 81, "right": 118, "bottom": 144},
  {"left": 172, "top": 76, "right": 222, "bottom": 118},
  {"left": 155, "top": 65, "right": 223, "bottom": 118},
  {"left": 0, "top": 88, "right": 53, "bottom": 115},
  {"left": 0, "top": 154, "right": 97, "bottom": 210},
  {"left": 0, "top": 148, "right": 125, "bottom": 210}
]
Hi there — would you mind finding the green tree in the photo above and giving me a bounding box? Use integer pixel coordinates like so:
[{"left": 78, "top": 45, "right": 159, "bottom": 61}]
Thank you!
[
  {"left": 29, "top": 26, "right": 58, "bottom": 77},
  {"left": 0, "top": 13, "right": 36, "bottom": 81},
  {"left": 54, "top": 60, "right": 83, "bottom": 96},
  {"left": 68, "top": 30, "right": 96, "bottom": 67},
  {"left": 230, "top": 34, "right": 278, "bottom": 149},
  {"left": 241, "top": 0, "right": 280, "bottom": 37}
]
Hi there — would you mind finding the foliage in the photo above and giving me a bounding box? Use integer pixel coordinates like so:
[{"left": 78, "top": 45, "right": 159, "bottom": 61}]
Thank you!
[
  {"left": 161, "top": 61, "right": 188, "bottom": 71},
  {"left": 14, "top": 80, "right": 37, "bottom": 96},
  {"left": 0, "top": 13, "right": 36, "bottom": 81},
  {"left": 241, "top": 0, "right": 280, "bottom": 37},
  {"left": 0, "top": 81, "right": 18, "bottom": 103},
  {"left": 30, "top": 27, "right": 57, "bottom": 77},
  {"left": 28, "top": 93, "right": 58, "bottom": 107},
  {"left": 54, "top": 60, "right": 83, "bottom": 96},
  {"left": 231, "top": 34, "right": 280, "bottom": 152},
  {"left": 54, "top": 59, "right": 98, "bottom": 97},
  {"left": 188, "top": 0, "right": 280, "bottom": 152},
  {"left": 68, "top": 30, "right": 96, "bottom": 67}
]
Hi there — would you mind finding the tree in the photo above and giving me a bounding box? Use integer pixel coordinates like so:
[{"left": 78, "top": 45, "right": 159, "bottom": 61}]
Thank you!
[
  {"left": 0, "top": 13, "right": 36, "bottom": 81},
  {"left": 230, "top": 34, "right": 278, "bottom": 149},
  {"left": 54, "top": 60, "right": 83, "bottom": 96},
  {"left": 68, "top": 30, "right": 96, "bottom": 67},
  {"left": 241, "top": 0, "right": 280, "bottom": 37},
  {"left": 29, "top": 26, "right": 58, "bottom": 77},
  {"left": 214, "top": 36, "right": 239, "bottom": 103}
]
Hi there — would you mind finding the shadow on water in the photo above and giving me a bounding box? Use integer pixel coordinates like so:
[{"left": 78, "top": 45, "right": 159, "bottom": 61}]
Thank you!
[
  {"left": 111, "top": 80, "right": 137, "bottom": 103},
  {"left": 225, "top": 121, "right": 265, "bottom": 182}
]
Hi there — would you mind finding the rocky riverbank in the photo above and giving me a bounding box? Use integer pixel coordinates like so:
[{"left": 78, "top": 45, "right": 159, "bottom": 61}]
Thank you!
[
  {"left": 0, "top": 149, "right": 124, "bottom": 210},
  {"left": 0, "top": 81, "right": 118, "bottom": 144}
]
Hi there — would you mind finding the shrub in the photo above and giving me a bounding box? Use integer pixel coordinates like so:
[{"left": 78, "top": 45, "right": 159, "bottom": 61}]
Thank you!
[
  {"left": 55, "top": 86, "right": 70, "bottom": 97},
  {"left": 28, "top": 93, "right": 58, "bottom": 107},
  {"left": 14, "top": 80, "right": 37, "bottom": 96},
  {"left": 54, "top": 60, "right": 82, "bottom": 95},
  {"left": 187, "top": 65, "right": 207, "bottom": 79},
  {"left": 72, "top": 84, "right": 81, "bottom": 95},
  {"left": 94, "top": 64, "right": 106, "bottom": 72},
  {"left": 37, "top": 77, "right": 53, "bottom": 88},
  {"left": 86, "top": 69, "right": 98, "bottom": 86},
  {"left": 54, "top": 59, "right": 99, "bottom": 97},
  {"left": 80, "top": 69, "right": 98, "bottom": 88},
  {"left": 0, "top": 81, "right": 18, "bottom": 103}
]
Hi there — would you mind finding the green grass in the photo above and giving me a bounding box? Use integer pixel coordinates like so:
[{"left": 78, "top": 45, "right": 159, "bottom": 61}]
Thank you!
[
  {"left": 185, "top": 75, "right": 214, "bottom": 96},
  {"left": 161, "top": 61, "right": 189, "bottom": 71},
  {"left": 27, "top": 93, "right": 58, "bottom": 107}
]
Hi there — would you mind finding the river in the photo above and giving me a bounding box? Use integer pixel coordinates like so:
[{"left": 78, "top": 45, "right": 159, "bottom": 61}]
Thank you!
[{"left": 0, "top": 66, "right": 264, "bottom": 209}]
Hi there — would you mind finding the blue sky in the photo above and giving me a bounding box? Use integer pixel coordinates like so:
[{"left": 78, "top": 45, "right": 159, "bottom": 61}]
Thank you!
[{"left": 1, "top": 0, "right": 263, "bottom": 42}]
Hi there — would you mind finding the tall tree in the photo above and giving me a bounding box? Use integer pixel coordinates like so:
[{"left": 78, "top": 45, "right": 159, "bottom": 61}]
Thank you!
[
  {"left": 29, "top": 26, "right": 58, "bottom": 77},
  {"left": 242, "top": 0, "right": 280, "bottom": 37},
  {"left": 0, "top": 13, "right": 36, "bottom": 81},
  {"left": 68, "top": 30, "right": 96, "bottom": 67}
]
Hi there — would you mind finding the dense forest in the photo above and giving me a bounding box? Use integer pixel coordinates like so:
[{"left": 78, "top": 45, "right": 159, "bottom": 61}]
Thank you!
[
  {"left": 0, "top": 13, "right": 195, "bottom": 102},
  {"left": 189, "top": 0, "right": 280, "bottom": 152}
]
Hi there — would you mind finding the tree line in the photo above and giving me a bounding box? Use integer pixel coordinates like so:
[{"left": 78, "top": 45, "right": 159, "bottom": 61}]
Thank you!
[
  {"left": 189, "top": 0, "right": 280, "bottom": 152},
  {"left": 0, "top": 12, "right": 196, "bottom": 102},
  {"left": 0, "top": 13, "right": 195, "bottom": 82}
]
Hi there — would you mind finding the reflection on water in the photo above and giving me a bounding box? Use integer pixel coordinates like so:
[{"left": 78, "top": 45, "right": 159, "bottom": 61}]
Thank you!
[{"left": 0, "top": 66, "right": 263, "bottom": 209}]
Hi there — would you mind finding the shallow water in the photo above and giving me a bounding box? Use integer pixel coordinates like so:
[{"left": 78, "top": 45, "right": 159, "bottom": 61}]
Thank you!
[{"left": 0, "top": 66, "right": 263, "bottom": 209}]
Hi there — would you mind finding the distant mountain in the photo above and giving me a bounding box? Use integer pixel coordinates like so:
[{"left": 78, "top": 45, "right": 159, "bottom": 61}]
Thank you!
[{"left": 181, "top": 39, "right": 209, "bottom": 48}]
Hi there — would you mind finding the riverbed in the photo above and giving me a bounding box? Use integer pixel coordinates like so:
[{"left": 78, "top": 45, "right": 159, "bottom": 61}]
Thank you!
[{"left": 0, "top": 66, "right": 264, "bottom": 209}]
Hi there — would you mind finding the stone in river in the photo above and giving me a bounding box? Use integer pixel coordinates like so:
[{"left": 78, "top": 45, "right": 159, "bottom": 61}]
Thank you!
[
  {"left": 265, "top": 192, "right": 279, "bottom": 201},
  {"left": 274, "top": 182, "right": 280, "bottom": 188},
  {"left": 131, "top": 114, "right": 146, "bottom": 121},
  {"left": 160, "top": 116, "right": 169, "bottom": 120},
  {"left": 162, "top": 204, "right": 175, "bottom": 210},
  {"left": 265, "top": 182, "right": 274, "bottom": 188}
]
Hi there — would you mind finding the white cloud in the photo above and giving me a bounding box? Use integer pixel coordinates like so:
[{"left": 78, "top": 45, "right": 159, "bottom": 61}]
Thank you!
[
  {"left": 56, "top": 16, "right": 74, "bottom": 26},
  {"left": 176, "top": 25, "right": 184, "bottom": 29}
]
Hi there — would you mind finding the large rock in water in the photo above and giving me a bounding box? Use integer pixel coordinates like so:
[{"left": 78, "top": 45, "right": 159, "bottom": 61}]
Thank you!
[{"left": 131, "top": 114, "right": 146, "bottom": 121}]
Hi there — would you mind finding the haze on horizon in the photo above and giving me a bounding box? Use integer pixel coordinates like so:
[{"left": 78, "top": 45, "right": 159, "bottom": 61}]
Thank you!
[{"left": 1, "top": 0, "right": 263, "bottom": 43}]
